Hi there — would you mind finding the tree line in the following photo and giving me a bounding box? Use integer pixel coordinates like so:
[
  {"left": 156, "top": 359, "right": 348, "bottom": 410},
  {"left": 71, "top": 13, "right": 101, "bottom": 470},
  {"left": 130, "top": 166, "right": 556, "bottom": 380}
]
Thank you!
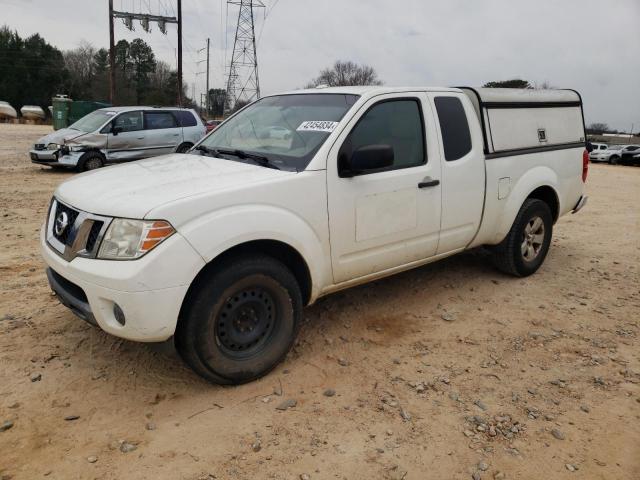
[{"left": 0, "top": 25, "right": 191, "bottom": 115}]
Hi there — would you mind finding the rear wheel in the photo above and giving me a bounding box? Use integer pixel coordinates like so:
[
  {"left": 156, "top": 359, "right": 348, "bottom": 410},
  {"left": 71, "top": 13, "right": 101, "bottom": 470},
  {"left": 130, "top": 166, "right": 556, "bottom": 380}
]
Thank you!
[
  {"left": 176, "top": 143, "right": 193, "bottom": 154},
  {"left": 491, "top": 199, "right": 553, "bottom": 277},
  {"left": 175, "top": 255, "right": 302, "bottom": 385}
]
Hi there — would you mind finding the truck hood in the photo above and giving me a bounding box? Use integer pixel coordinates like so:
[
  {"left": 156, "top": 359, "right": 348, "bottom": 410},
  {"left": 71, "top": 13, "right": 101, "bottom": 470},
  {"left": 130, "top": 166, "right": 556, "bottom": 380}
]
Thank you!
[
  {"left": 36, "top": 128, "right": 93, "bottom": 146},
  {"left": 55, "top": 154, "right": 292, "bottom": 218}
]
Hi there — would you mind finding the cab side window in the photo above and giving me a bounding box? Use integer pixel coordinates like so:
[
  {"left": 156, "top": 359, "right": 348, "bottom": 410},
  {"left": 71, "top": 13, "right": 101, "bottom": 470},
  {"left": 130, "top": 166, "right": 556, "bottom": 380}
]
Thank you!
[
  {"left": 145, "top": 111, "right": 178, "bottom": 130},
  {"left": 112, "top": 111, "right": 143, "bottom": 132},
  {"left": 340, "top": 99, "right": 425, "bottom": 175},
  {"left": 434, "top": 96, "right": 472, "bottom": 161}
]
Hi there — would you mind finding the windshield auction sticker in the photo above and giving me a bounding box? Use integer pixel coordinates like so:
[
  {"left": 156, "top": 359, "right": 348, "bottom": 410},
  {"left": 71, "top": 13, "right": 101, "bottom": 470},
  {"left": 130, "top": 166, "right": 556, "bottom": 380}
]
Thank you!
[{"left": 297, "top": 121, "right": 338, "bottom": 133}]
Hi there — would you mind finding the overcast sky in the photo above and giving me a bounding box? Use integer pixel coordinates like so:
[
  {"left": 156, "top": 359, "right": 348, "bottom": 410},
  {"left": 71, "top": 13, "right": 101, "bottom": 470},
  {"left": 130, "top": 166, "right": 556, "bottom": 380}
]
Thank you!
[{"left": 2, "top": 0, "right": 639, "bottom": 131}]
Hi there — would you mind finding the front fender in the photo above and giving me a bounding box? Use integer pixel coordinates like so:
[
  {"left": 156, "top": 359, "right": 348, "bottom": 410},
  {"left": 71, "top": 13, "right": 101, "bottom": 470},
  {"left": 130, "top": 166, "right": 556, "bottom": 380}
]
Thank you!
[
  {"left": 178, "top": 204, "right": 330, "bottom": 302},
  {"left": 494, "top": 166, "right": 559, "bottom": 243}
]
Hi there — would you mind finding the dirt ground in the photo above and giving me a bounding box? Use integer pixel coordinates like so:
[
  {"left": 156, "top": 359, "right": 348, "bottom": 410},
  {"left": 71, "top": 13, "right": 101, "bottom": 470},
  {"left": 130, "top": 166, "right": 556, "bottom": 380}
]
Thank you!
[{"left": 0, "top": 123, "right": 638, "bottom": 480}]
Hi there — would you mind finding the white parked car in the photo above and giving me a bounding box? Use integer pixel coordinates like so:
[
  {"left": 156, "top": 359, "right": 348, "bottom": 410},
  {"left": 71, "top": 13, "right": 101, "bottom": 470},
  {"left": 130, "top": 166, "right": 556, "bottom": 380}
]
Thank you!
[
  {"left": 589, "top": 144, "right": 631, "bottom": 164},
  {"left": 588, "top": 142, "right": 608, "bottom": 161},
  {"left": 41, "top": 86, "right": 588, "bottom": 384},
  {"left": 30, "top": 107, "right": 206, "bottom": 171}
]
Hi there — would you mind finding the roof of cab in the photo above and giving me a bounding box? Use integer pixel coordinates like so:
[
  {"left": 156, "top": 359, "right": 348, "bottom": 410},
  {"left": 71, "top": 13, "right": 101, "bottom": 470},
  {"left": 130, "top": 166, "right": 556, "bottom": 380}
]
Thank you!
[
  {"left": 275, "top": 86, "right": 581, "bottom": 104},
  {"left": 277, "top": 86, "right": 463, "bottom": 97}
]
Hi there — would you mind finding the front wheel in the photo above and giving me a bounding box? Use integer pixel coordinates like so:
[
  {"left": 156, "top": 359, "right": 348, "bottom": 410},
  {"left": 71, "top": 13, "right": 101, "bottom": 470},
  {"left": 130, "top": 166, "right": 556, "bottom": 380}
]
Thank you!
[
  {"left": 175, "top": 255, "right": 302, "bottom": 385},
  {"left": 491, "top": 199, "right": 553, "bottom": 277},
  {"left": 609, "top": 156, "right": 619, "bottom": 165},
  {"left": 78, "top": 152, "right": 105, "bottom": 172},
  {"left": 176, "top": 143, "right": 193, "bottom": 154}
]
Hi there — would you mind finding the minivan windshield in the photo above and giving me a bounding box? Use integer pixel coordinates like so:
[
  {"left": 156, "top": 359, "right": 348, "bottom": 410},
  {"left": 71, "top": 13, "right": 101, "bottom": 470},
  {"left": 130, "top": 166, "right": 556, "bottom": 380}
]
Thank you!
[
  {"left": 68, "top": 110, "right": 115, "bottom": 133},
  {"left": 196, "top": 94, "right": 359, "bottom": 171}
]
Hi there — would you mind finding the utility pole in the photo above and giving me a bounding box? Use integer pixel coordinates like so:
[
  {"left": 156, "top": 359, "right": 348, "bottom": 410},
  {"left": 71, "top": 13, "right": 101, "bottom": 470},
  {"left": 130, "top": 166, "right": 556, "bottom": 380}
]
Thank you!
[
  {"left": 225, "top": 1, "right": 264, "bottom": 114},
  {"left": 108, "top": 1, "right": 180, "bottom": 105},
  {"left": 206, "top": 38, "right": 210, "bottom": 116},
  {"left": 177, "top": 0, "right": 183, "bottom": 106},
  {"left": 197, "top": 38, "right": 211, "bottom": 116},
  {"left": 108, "top": 0, "right": 115, "bottom": 104}
]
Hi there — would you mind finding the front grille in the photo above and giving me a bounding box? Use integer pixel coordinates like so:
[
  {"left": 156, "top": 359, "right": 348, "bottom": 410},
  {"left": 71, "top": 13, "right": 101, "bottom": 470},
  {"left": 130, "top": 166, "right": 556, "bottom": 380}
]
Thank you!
[
  {"left": 34, "top": 143, "right": 46, "bottom": 150},
  {"left": 52, "top": 202, "right": 80, "bottom": 244},
  {"left": 85, "top": 221, "right": 104, "bottom": 252},
  {"left": 47, "top": 198, "right": 112, "bottom": 261}
]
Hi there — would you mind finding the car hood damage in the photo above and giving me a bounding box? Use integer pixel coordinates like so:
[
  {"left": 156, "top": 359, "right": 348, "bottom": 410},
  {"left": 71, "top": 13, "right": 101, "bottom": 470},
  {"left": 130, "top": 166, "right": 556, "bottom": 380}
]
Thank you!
[
  {"left": 35, "top": 128, "right": 96, "bottom": 146},
  {"left": 54, "top": 153, "right": 291, "bottom": 219}
]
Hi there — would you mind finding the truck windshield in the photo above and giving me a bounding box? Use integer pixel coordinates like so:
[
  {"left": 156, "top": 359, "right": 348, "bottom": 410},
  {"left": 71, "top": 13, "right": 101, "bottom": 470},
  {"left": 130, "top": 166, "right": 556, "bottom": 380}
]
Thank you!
[
  {"left": 68, "top": 110, "right": 115, "bottom": 133},
  {"left": 197, "top": 94, "right": 359, "bottom": 171}
]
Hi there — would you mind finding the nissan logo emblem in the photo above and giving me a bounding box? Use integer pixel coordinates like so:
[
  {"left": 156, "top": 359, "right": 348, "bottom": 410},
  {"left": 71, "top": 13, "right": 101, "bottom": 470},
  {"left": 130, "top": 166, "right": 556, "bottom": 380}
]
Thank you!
[{"left": 54, "top": 211, "right": 69, "bottom": 236}]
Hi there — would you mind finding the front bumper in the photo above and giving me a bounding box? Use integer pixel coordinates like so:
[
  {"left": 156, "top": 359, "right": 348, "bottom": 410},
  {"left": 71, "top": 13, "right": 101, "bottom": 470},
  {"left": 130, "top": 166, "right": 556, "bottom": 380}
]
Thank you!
[
  {"left": 41, "top": 226, "right": 206, "bottom": 342},
  {"left": 30, "top": 149, "right": 84, "bottom": 167},
  {"left": 30, "top": 149, "right": 59, "bottom": 164}
]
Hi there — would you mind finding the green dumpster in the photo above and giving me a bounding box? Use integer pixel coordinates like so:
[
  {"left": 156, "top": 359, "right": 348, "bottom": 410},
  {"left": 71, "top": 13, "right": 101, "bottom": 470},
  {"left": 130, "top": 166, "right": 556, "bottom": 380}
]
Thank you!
[
  {"left": 68, "top": 101, "right": 111, "bottom": 125},
  {"left": 52, "top": 95, "right": 72, "bottom": 130}
]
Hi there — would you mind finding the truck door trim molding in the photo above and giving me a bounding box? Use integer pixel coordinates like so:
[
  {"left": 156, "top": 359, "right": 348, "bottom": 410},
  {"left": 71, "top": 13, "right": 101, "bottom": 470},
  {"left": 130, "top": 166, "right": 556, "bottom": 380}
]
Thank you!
[{"left": 485, "top": 141, "right": 585, "bottom": 160}]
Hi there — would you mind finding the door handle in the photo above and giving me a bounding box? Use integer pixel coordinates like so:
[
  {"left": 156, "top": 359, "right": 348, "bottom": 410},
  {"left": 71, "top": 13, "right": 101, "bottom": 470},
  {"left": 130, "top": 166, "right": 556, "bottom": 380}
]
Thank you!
[{"left": 418, "top": 177, "right": 440, "bottom": 188}]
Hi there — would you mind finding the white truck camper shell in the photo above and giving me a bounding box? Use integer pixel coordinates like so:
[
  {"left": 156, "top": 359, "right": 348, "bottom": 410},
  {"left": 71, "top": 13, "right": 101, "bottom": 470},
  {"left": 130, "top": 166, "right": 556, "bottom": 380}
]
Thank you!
[{"left": 460, "top": 87, "right": 585, "bottom": 158}]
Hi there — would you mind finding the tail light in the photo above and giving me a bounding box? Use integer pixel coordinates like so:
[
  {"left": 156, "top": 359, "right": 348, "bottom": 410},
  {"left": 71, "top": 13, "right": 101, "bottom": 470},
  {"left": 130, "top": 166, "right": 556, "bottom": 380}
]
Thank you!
[{"left": 582, "top": 149, "right": 589, "bottom": 182}]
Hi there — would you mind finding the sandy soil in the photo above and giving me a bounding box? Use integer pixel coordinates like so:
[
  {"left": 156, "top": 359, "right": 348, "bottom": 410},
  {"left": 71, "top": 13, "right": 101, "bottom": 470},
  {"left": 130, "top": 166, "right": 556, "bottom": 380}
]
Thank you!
[{"left": 0, "top": 123, "right": 638, "bottom": 480}]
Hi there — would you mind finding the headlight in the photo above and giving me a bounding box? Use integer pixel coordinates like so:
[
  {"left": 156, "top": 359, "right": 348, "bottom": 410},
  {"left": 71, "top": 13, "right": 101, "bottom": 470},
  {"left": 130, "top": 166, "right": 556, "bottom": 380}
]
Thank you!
[
  {"left": 97, "top": 219, "right": 175, "bottom": 260},
  {"left": 47, "top": 143, "right": 59, "bottom": 151}
]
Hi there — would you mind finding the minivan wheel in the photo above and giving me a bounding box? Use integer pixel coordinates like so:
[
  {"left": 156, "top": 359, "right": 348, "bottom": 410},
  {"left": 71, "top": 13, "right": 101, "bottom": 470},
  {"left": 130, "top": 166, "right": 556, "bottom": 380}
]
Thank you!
[
  {"left": 78, "top": 152, "right": 104, "bottom": 172},
  {"left": 491, "top": 199, "right": 553, "bottom": 277},
  {"left": 175, "top": 255, "right": 302, "bottom": 385},
  {"left": 176, "top": 143, "right": 193, "bottom": 154}
]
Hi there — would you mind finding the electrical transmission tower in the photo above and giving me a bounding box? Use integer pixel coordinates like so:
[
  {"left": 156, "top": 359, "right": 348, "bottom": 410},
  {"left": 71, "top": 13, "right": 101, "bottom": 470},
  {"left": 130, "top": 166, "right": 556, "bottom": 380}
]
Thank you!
[{"left": 225, "top": 0, "right": 264, "bottom": 114}]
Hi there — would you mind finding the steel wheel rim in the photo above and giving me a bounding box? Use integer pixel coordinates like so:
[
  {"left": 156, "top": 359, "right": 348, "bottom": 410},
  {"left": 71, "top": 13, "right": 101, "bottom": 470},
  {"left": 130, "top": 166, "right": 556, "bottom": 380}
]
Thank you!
[
  {"left": 215, "top": 286, "right": 277, "bottom": 358},
  {"left": 521, "top": 216, "right": 545, "bottom": 262},
  {"left": 86, "top": 159, "right": 101, "bottom": 170}
]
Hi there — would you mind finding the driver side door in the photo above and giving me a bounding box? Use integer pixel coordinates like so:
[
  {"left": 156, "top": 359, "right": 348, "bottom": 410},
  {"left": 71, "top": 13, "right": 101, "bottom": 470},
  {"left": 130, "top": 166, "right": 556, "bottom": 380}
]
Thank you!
[
  {"left": 104, "top": 111, "right": 146, "bottom": 162},
  {"left": 327, "top": 93, "right": 442, "bottom": 284}
]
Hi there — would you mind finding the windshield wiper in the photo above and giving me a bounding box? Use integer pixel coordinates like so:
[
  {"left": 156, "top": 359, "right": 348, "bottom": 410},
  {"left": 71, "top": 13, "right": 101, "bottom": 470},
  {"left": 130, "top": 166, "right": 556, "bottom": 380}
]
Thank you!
[
  {"left": 194, "top": 145, "right": 214, "bottom": 155},
  {"left": 213, "top": 148, "right": 281, "bottom": 170}
]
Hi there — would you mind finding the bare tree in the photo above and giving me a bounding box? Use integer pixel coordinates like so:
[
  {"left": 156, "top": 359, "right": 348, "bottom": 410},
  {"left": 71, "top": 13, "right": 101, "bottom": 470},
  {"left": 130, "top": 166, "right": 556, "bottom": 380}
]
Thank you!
[
  {"left": 63, "top": 41, "right": 97, "bottom": 98},
  {"left": 586, "top": 123, "right": 612, "bottom": 134},
  {"left": 306, "top": 60, "right": 383, "bottom": 88}
]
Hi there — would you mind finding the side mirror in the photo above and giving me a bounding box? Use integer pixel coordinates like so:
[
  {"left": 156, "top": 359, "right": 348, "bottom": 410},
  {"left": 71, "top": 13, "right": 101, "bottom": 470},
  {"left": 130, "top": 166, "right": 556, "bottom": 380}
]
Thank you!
[
  {"left": 112, "top": 125, "right": 122, "bottom": 136},
  {"left": 340, "top": 144, "right": 394, "bottom": 177}
]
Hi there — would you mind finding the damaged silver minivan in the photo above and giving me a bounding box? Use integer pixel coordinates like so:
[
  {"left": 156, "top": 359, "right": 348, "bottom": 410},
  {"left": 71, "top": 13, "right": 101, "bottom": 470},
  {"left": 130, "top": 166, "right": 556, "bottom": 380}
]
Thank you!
[{"left": 30, "top": 106, "right": 206, "bottom": 171}]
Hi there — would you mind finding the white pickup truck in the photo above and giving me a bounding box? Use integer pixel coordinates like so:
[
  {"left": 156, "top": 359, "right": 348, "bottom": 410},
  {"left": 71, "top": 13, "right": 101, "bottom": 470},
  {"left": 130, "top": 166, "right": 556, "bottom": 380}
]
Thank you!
[{"left": 41, "top": 86, "right": 588, "bottom": 384}]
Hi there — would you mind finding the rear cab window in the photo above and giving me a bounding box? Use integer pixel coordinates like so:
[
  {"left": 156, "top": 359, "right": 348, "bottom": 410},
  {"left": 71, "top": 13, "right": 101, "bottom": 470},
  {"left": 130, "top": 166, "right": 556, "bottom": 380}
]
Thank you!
[{"left": 434, "top": 96, "right": 472, "bottom": 161}]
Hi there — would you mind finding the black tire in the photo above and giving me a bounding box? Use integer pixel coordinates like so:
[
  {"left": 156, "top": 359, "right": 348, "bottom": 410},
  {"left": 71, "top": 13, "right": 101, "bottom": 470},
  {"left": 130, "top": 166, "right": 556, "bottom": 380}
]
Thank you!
[
  {"left": 491, "top": 199, "right": 553, "bottom": 277},
  {"left": 176, "top": 143, "right": 193, "bottom": 154},
  {"left": 78, "top": 152, "right": 104, "bottom": 172},
  {"left": 175, "top": 255, "right": 302, "bottom": 385},
  {"left": 609, "top": 155, "right": 619, "bottom": 165}
]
